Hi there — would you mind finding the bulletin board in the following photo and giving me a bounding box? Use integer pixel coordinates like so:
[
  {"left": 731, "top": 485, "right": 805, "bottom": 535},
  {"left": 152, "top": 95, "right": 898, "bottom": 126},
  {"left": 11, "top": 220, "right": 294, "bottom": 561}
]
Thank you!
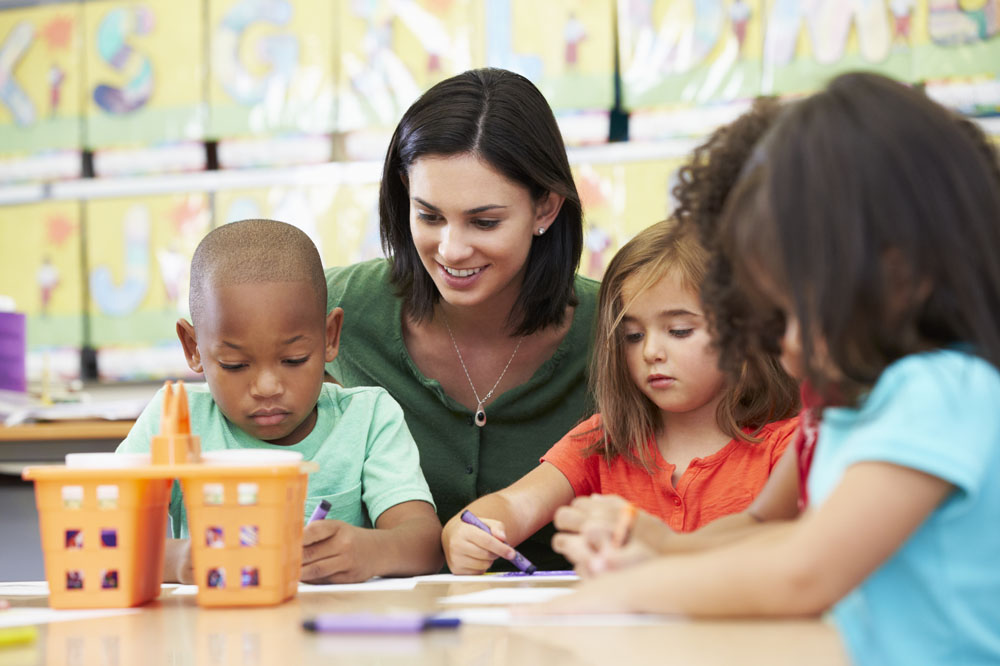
[
  {"left": 0, "top": 3, "right": 83, "bottom": 156},
  {"left": 207, "top": 0, "right": 336, "bottom": 139},
  {"left": 83, "top": 0, "right": 206, "bottom": 148}
]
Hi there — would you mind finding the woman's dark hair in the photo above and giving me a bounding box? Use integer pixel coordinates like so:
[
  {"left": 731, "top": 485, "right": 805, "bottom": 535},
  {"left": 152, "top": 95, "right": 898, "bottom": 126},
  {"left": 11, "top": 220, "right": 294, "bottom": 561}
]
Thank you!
[
  {"left": 717, "top": 72, "right": 1000, "bottom": 402},
  {"left": 379, "top": 68, "right": 584, "bottom": 335}
]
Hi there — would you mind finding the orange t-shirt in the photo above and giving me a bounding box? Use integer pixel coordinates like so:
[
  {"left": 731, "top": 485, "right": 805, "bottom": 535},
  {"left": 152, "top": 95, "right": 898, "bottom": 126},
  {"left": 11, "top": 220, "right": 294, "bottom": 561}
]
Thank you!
[{"left": 541, "top": 413, "right": 799, "bottom": 532}]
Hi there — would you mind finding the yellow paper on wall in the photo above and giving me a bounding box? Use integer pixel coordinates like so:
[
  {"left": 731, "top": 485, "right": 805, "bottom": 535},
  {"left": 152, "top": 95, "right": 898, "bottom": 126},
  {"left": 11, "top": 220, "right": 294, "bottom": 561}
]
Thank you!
[
  {"left": 0, "top": 4, "right": 83, "bottom": 156},
  {"left": 208, "top": 0, "right": 335, "bottom": 138},
  {"left": 83, "top": 0, "right": 206, "bottom": 148},
  {"left": 85, "top": 194, "right": 210, "bottom": 346}
]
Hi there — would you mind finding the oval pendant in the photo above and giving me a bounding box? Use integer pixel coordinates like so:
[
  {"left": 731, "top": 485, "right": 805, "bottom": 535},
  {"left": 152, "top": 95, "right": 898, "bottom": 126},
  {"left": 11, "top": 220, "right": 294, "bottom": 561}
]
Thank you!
[{"left": 475, "top": 410, "right": 487, "bottom": 427}]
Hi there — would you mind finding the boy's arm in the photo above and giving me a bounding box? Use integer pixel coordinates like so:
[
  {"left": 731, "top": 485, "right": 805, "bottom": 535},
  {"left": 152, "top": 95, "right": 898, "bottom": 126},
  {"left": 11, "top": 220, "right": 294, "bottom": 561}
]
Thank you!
[
  {"left": 442, "top": 462, "right": 575, "bottom": 574},
  {"left": 541, "top": 462, "right": 952, "bottom": 616}
]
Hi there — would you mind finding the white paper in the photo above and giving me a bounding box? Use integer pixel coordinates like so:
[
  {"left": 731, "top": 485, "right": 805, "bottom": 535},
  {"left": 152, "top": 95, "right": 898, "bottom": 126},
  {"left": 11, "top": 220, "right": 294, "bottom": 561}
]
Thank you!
[
  {"left": 447, "top": 607, "right": 679, "bottom": 626},
  {"left": 0, "top": 607, "right": 140, "bottom": 629},
  {"left": 0, "top": 581, "right": 49, "bottom": 596},
  {"left": 171, "top": 577, "right": 418, "bottom": 596},
  {"left": 414, "top": 572, "right": 580, "bottom": 583},
  {"left": 438, "top": 587, "right": 574, "bottom": 606}
]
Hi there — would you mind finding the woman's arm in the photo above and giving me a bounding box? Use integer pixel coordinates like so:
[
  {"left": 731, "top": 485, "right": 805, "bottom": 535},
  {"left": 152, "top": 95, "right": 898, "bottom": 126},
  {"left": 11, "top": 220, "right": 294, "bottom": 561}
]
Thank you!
[
  {"left": 543, "top": 461, "right": 952, "bottom": 616},
  {"left": 442, "top": 462, "right": 575, "bottom": 574},
  {"left": 300, "top": 500, "right": 442, "bottom": 583}
]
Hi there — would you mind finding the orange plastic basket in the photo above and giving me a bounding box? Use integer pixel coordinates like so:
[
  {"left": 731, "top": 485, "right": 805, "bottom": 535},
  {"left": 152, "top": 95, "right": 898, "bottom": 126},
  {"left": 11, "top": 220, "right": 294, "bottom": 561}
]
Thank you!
[
  {"left": 22, "top": 381, "right": 314, "bottom": 609},
  {"left": 23, "top": 466, "right": 172, "bottom": 609},
  {"left": 175, "top": 458, "right": 308, "bottom": 607}
]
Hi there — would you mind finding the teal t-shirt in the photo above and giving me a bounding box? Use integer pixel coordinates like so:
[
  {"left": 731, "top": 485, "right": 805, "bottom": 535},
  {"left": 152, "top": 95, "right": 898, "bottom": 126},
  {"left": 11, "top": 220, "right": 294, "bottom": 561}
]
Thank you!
[
  {"left": 117, "top": 383, "right": 435, "bottom": 538},
  {"left": 809, "top": 349, "right": 1000, "bottom": 665},
  {"left": 325, "top": 259, "right": 599, "bottom": 570}
]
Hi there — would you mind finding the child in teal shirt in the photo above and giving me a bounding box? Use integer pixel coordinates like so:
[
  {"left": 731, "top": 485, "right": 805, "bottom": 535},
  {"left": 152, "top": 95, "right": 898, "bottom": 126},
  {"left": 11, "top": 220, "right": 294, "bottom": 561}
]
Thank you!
[{"left": 118, "top": 219, "right": 442, "bottom": 583}]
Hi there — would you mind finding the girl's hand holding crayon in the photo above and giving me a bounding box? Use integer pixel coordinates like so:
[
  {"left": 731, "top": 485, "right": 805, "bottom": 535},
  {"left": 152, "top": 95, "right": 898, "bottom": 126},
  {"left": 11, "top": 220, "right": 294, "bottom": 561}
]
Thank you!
[
  {"left": 442, "top": 514, "right": 517, "bottom": 575},
  {"left": 301, "top": 520, "right": 377, "bottom": 584}
]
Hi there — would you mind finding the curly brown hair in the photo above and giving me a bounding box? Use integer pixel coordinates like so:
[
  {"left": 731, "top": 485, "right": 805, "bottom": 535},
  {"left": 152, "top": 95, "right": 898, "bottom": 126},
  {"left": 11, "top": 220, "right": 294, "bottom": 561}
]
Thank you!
[{"left": 671, "top": 98, "right": 800, "bottom": 411}]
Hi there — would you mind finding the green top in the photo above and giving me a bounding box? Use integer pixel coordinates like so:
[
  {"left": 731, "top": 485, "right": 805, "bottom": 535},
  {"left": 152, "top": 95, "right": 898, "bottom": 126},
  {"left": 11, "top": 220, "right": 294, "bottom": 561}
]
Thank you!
[
  {"left": 117, "top": 382, "right": 434, "bottom": 538},
  {"left": 325, "top": 259, "right": 599, "bottom": 570}
]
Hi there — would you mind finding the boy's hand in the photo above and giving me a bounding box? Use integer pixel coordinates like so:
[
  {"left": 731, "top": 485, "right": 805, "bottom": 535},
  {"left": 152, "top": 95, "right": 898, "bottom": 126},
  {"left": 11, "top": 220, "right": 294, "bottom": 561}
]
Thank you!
[
  {"left": 163, "top": 538, "right": 195, "bottom": 584},
  {"left": 442, "top": 514, "right": 515, "bottom": 574},
  {"left": 300, "top": 520, "right": 377, "bottom": 583}
]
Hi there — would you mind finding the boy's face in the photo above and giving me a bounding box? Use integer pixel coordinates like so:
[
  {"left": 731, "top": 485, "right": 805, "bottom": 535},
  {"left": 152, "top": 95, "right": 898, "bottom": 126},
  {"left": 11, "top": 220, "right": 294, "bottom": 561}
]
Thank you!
[{"left": 177, "top": 280, "right": 342, "bottom": 447}]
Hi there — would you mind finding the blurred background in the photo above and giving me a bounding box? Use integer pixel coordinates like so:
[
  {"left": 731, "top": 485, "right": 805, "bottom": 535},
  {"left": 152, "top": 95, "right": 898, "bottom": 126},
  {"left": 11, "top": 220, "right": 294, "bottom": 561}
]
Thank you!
[{"left": 0, "top": 0, "right": 998, "bottom": 385}]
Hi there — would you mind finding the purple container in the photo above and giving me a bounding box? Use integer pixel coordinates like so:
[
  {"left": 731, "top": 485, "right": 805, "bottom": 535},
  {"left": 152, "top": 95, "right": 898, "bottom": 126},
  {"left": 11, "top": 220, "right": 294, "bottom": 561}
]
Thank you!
[{"left": 0, "top": 312, "right": 27, "bottom": 392}]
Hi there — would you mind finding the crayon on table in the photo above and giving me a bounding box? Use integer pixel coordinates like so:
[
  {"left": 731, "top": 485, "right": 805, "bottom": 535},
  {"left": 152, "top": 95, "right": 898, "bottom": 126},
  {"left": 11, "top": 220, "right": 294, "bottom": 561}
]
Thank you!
[
  {"left": 308, "top": 499, "right": 331, "bottom": 524},
  {"left": 303, "top": 613, "right": 460, "bottom": 634},
  {"left": 460, "top": 510, "right": 537, "bottom": 574}
]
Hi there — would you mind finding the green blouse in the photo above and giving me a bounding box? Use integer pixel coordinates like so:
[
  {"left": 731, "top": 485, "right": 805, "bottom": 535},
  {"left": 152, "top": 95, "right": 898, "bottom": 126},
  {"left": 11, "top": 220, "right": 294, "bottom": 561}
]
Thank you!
[{"left": 325, "top": 259, "right": 599, "bottom": 570}]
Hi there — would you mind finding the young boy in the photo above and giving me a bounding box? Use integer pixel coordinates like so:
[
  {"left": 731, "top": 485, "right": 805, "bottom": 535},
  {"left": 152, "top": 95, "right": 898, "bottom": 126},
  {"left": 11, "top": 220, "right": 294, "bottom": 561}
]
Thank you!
[{"left": 117, "top": 219, "right": 443, "bottom": 583}]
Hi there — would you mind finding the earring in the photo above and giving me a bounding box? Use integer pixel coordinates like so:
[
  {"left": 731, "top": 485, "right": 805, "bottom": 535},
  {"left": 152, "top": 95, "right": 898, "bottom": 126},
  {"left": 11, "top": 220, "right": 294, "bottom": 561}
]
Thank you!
[{"left": 536, "top": 226, "right": 547, "bottom": 236}]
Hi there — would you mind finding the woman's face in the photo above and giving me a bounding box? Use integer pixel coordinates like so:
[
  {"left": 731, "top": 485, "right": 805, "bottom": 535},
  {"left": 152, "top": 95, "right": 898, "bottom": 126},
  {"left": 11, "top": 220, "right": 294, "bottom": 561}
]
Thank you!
[{"left": 406, "top": 153, "right": 560, "bottom": 311}]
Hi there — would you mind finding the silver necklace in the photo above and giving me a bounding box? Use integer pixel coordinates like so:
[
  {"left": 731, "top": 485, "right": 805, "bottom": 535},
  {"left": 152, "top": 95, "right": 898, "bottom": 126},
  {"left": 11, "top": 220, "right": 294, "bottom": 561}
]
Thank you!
[{"left": 442, "top": 313, "right": 523, "bottom": 427}]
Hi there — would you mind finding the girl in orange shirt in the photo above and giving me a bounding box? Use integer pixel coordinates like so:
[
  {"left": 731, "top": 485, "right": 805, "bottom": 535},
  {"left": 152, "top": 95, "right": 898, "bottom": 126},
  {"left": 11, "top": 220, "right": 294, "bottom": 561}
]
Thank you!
[{"left": 442, "top": 204, "right": 800, "bottom": 572}]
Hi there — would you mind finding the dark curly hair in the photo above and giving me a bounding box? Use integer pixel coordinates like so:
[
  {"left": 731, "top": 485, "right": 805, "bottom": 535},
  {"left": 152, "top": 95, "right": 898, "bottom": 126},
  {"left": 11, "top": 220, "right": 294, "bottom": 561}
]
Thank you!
[{"left": 671, "top": 98, "right": 799, "bottom": 418}]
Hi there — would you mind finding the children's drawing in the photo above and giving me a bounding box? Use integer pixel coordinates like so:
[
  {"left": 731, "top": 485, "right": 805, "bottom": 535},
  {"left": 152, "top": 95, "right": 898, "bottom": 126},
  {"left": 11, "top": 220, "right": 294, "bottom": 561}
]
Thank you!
[
  {"left": 0, "top": 21, "right": 36, "bottom": 125},
  {"left": 763, "top": 0, "right": 890, "bottom": 69},
  {"left": 929, "top": 0, "right": 999, "bottom": 45},
  {"left": 92, "top": 6, "right": 155, "bottom": 114},
  {"left": 731, "top": 0, "right": 751, "bottom": 53},
  {"left": 213, "top": 0, "right": 297, "bottom": 106},
  {"left": 564, "top": 12, "right": 587, "bottom": 67},
  {"left": 155, "top": 242, "right": 185, "bottom": 312},
  {"left": 890, "top": 0, "right": 915, "bottom": 43},
  {"left": 89, "top": 204, "right": 150, "bottom": 317},
  {"left": 485, "top": 0, "right": 543, "bottom": 81},
  {"left": 48, "top": 63, "right": 65, "bottom": 116},
  {"left": 36, "top": 255, "right": 59, "bottom": 317}
]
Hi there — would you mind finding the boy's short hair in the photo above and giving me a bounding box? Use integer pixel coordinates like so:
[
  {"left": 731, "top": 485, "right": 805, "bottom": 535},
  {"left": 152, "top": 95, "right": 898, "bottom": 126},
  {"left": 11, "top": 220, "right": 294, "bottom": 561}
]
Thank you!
[{"left": 189, "top": 219, "right": 326, "bottom": 326}]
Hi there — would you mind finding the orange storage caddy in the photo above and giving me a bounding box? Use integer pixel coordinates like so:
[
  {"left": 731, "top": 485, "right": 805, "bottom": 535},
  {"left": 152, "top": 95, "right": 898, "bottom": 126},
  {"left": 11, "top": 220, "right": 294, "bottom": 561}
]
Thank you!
[{"left": 23, "top": 381, "right": 314, "bottom": 609}]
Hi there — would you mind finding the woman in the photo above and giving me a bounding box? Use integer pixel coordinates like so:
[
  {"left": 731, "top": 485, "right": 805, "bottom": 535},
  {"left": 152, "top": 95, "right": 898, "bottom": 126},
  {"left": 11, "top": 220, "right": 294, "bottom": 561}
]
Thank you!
[{"left": 324, "top": 68, "right": 598, "bottom": 570}]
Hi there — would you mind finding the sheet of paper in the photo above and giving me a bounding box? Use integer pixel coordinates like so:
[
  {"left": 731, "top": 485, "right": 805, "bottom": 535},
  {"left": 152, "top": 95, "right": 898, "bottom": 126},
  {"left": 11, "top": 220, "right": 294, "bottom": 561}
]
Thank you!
[
  {"left": 439, "top": 587, "right": 574, "bottom": 606},
  {"left": 414, "top": 571, "right": 580, "bottom": 583},
  {"left": 171, "top": 577, "right": 419, "bottom": 596},
  {"left": 0, "top": 607, "right": 139, "bottom": 629},
  {"left": 445, "top": 607, "right": 679, "bottom": 626},
  {"left": 0, "top": 582, "right": 49, "bottom": 596}
]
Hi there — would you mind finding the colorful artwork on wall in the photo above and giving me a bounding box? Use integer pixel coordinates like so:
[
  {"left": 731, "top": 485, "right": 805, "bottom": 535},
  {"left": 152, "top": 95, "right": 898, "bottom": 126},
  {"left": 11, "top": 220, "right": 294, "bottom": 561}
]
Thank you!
[
  {"left": 207, "top": 0, "right": 335, "bottom": 139},
  {"left": 83, "top": 0, "right": 206, "bottom": 148},
  {"left": 0, "top": 3, "right": 83, "bottom": 158}
]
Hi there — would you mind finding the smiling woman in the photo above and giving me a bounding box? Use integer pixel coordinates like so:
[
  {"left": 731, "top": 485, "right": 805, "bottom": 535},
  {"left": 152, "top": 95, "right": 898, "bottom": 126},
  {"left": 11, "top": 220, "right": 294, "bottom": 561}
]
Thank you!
[{"left": 324, "top": 68, "right": 599, "bottom": 571}]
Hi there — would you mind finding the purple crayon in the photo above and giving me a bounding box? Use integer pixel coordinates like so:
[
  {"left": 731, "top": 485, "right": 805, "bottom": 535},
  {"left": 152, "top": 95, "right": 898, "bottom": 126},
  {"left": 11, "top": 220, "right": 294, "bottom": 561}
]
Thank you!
[
  {"left": 303, "top": 613, "right": 460, "bottom": 634},
  {"left": 460, "top": 510, "right": 537, "bottom": 574},
  {"left": 308, "top": 499, "right": 331, "bottom": 524}
]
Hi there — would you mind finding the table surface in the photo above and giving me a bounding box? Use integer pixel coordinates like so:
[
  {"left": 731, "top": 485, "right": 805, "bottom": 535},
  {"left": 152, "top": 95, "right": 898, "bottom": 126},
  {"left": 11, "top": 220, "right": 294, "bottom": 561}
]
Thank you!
[
  {"left": 0, "top": 420, "right": 134, "bottom": 442},
  {"left": 0, "top": 579, "right": 848, "bottom": 665}
]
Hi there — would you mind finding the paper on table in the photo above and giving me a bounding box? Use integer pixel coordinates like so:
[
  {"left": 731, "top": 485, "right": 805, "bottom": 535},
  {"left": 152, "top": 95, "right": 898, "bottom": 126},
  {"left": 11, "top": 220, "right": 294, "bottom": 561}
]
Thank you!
[
  {"left": 439, "top": 587, "right": 574, "bottom": 606},
  {"left": 447, "top": 607, "right": 678, "bottom": 626},
  {"left": 0, "top": 607, "right": 140, "bottom": 629},
  {"left": 0, "top": 581, "right": 49, "bottom": 596},
  {"left": 415, "top": 571, "right": 580, "bottom": 583},
  {"left": 171, "top": 577, "right": 419, "bottom": 596}
]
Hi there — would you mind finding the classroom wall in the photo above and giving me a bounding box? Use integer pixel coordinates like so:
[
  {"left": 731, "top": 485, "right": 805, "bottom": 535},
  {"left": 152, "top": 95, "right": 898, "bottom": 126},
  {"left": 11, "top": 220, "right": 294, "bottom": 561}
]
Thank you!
[{"left": 0, "top": 0, "right": 997, "bottom": 383}]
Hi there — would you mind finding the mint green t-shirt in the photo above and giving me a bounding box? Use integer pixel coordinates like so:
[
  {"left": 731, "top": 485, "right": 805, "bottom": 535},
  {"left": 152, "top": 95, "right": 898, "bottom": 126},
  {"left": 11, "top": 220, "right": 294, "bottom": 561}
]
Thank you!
[
  {"left": 325, "top": 259, "right": 599, "bottom": 570},
  {"left": 117, "top": 383, "right": 434, "bottom": 538}
]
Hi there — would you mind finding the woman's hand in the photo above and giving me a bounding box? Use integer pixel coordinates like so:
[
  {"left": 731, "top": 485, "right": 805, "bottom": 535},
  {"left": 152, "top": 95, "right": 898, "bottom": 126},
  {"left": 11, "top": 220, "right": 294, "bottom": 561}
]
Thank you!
[
  {"left": 300, "top": 520, "right": 377, "bottom": 583},
  {"left": 442, "top": 513, "right": 517, "bottom": 574}
]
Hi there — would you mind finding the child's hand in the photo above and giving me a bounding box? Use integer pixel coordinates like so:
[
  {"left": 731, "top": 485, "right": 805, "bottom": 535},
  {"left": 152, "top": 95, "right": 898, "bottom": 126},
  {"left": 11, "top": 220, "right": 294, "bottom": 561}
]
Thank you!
[
  {"left": 163, "top": 538, "right": 195, "bottom": 584},
  {"left": 442, "top": 514, "right": 516, "bottom": 574},
  {"left": 553, "top": 494, "right": 633, "bottom": 551},
  {"left": 301, "top": 520, "right": 377, "bottom": 583},
  {"left": 552, "top": 531, "right": 656, "bottom": 577}
]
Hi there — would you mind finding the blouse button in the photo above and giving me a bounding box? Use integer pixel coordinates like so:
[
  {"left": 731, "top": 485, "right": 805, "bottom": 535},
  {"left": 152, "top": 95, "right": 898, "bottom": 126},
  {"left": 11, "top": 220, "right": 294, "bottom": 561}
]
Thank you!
[
  {"left": 673, "top": 497, "right": 682, "bottom": 507},
  {"left": 465, "top": 465, "right": 474, "bottom": 475}
]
